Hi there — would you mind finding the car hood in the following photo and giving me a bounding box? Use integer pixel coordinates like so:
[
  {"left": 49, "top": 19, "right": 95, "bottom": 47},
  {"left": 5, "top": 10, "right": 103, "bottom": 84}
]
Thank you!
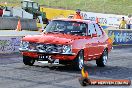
[{"left": 22, "top": 33, "right": 86, "bottom": 45}]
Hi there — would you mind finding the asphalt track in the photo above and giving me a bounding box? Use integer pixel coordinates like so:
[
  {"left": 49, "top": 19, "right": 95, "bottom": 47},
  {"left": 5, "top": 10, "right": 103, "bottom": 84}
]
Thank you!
[{"left": 0, "top": 46, "right": 132, "bottom": 88}]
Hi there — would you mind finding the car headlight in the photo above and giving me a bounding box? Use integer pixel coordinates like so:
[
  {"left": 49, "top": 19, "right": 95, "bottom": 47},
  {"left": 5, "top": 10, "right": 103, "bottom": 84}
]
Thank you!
[
  {"left": 20, "top": 41, "right": 29, "bottom": 48},
  {"left": 62, "top": 45, "right": 72, "bottom": 54}
]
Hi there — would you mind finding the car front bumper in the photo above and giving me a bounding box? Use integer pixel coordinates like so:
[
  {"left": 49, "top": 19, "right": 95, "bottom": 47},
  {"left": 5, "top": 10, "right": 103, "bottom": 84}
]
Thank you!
[{"left": 19, "top": 48, "right": 76, "bottom": 56}]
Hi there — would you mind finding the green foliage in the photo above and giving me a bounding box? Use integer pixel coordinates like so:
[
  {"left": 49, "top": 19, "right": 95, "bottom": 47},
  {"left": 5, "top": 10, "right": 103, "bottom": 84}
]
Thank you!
[{"left": 0, "top": 0, "right": 131, "bottom": 15}]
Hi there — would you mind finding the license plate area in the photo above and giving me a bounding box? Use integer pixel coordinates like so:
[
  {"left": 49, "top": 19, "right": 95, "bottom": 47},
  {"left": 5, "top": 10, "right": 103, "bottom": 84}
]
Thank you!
[
  {"left": 38, "top": 55, "right": 49, "bottom": 61},
  {"left": 38, "top": 55, "right": 59, "bottom": 64},
  {"left": 38, "top": 55, "right": 49, "bottom": 59}
]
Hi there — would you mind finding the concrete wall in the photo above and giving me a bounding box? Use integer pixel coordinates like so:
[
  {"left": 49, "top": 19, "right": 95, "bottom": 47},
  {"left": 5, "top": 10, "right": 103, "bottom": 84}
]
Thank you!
[
  {"left": 0, "top": 17, "right": 37, "bottom": 30},
  {"left": 0, "top": 30, "right": 40, "bottom": 54}
]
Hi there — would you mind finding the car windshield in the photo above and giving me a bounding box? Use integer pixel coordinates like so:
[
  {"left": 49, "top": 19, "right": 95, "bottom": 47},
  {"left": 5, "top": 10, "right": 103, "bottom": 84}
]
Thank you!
[{"left": 44, "top": 20, "right": 87, "bottom": 36}]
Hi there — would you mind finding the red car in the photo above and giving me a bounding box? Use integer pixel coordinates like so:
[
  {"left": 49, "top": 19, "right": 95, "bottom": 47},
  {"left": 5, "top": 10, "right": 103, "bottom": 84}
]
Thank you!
[{"left": 19, "top": 18, "right": 112, "bottom": 70}]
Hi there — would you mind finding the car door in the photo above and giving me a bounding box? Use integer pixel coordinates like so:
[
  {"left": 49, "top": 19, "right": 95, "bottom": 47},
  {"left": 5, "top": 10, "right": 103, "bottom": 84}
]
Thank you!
[
  {"left": 94, "top": 23, "right": 105, "bottom": 57},
  {"left": 85, "top": 23, "right": 99, "bottom": 60}
]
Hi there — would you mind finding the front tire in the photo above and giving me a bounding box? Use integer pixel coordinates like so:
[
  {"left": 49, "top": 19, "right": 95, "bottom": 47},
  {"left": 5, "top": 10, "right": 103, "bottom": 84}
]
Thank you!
[
  {"left": 23, "top": 56, "right": 35, "bottom": 66},
  {"left": 96, "top": 49, "right": 108, "bottom": 67},
  {"left": 74, "top": 50, "right": 84, "bottom": 70}
]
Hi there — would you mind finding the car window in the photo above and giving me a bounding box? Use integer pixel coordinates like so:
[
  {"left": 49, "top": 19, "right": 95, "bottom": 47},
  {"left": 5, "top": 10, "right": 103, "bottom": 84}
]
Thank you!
[
  {"left": 88, "top": 23, "right": 96, "bottom": 35},
  {"left": 22, "top": 1, "right": 27, "bottom": 8},
  {"left": 45, "top": 20, "right": 87, "bottom": 36},
  {"left": 28, "top": 2, "right": 32, "bottom": 8},
  {"left": 94, "top": 23, "right": 102, "bottom": 36},
  {"left": 33, "top": 3, "right": 39, "bottom": 9}
]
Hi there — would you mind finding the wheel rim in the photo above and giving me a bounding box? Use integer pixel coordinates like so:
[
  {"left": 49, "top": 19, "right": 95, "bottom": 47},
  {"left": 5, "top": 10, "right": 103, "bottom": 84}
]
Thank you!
[
  {"left": 103, "top": 51, "right": 108, "bottom": 65},
  {"left": 79, "top": 52, "right": 84, "bottom": 69}
]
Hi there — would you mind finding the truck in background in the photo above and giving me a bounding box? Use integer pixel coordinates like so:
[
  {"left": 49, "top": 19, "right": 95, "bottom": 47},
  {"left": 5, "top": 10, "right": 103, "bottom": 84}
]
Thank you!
[
  {"left": 0, "top": 0, "right": 48, "bottom": 24},
  {"left": 21, "top": 0, "right": 48, "bottom": 24}
]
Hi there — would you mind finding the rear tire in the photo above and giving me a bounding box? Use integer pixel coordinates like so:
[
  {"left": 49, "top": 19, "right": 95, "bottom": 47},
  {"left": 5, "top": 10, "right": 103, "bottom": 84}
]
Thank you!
[
  {"left": 23, "top": 56, "right": 35, "bottom": 66},
  {"left": 74, "top": 50, "right": 84, "bottom": 70},
  {"left": 96, "top": 49, "right": 108, "bottom": 67}
]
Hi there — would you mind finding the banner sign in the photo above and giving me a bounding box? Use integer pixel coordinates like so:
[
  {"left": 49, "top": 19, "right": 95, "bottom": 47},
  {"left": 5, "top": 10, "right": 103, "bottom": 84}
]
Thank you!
[
  {"left": 81, "top": 12, "right": 131, "bottom": 28},
  {"left": 108, "top": 29, "right": 132, "bottom": 45},
  {"left": 41, "top": 7, "right": 132, "bottom": 28},
  {"left": 0, "top": 36, "right": 21, "bottom": 54}
]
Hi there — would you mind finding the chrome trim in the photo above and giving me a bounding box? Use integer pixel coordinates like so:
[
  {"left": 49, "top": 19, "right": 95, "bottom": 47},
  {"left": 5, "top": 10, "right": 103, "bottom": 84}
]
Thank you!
[
  {"left": 19, "top": 48, "right": 75, "bottom": 56},
  {"left": 28, "top": 50, "right": 38, "bottom": 52},
  {"left": 19, "top": 48, "right": 28, "bottom": 51}
]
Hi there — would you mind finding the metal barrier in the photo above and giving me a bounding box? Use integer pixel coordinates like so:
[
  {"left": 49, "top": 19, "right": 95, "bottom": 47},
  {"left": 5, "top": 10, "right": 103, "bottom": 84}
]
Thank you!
[{"left": 0, "top": 17, "right": 37, "bottom": 30}]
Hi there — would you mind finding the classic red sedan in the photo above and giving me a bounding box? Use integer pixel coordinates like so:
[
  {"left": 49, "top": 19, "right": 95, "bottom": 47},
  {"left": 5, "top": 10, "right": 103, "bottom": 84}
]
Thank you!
[{"left": 19, "top": 18, "right": 112, "bottom": 70}]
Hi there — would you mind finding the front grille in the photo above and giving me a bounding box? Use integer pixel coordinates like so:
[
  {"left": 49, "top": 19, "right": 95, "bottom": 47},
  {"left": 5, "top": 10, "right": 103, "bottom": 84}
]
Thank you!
[{"left": 28, "top": 42, "right": 63, "bottom": 53}]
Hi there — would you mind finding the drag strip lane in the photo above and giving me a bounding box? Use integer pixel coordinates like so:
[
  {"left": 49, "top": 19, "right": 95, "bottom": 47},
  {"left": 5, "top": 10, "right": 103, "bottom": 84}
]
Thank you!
[{"left": 0, "top": 46, "right": 132, "bottom": 88}]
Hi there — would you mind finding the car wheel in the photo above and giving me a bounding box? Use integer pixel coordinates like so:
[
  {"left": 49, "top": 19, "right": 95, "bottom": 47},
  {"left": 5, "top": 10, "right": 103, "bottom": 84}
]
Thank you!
[
  {"left": 74, "top": 50, "right": 84, "bottom": 70},
  {"left": 96, "top": 49, "right": 108, "bottom": 67},
  {"left": 23, "top": 56, "right": 35, "bottom": 66}
]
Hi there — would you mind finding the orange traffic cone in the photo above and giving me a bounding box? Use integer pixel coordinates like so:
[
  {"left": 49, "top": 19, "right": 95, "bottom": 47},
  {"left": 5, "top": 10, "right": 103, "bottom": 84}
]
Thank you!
[
  {"left": 81, "top": 67, "right": 89, "bottom": 78},
  {"left": 16, "top": 19, "right": 21, "bottom": 31},
  {"left": 96, "top": 17, "right": 99, "bottom": 23}
]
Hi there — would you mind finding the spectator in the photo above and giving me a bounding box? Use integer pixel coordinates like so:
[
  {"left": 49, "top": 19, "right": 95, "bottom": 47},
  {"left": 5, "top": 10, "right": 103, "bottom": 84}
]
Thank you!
[
  {"left": 127, "top": 15, "right": 131, "bottom": 29},
  {"left": 73, "top": 9, "right": 83, "bottom": 19},
  {"left": 119, "top": 17, "right": 127, "bottom": 29}
]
